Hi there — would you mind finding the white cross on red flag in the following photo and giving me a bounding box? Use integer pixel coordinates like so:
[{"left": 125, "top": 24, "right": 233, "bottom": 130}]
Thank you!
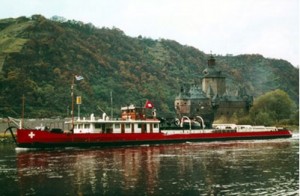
[{"left": 144, "top": 100, "right": 154, "bottom": 109}]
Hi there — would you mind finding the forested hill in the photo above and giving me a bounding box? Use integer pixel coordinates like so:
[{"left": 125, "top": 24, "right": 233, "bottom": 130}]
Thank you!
[{"left": 0, "top": 15, "right": 298, "bottom": 118}]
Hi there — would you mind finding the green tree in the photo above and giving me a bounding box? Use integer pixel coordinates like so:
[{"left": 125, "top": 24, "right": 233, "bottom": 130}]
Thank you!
[{"left": 249, "top": 89, "right": 295, "bottom": 125}]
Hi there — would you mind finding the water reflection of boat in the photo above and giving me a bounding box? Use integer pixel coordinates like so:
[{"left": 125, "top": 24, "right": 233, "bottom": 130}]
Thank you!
[
  {"left": 7, "top": 103, "right": 292, "bottom": 149},
  {"left": 16, "top": 140, "right": 295, "bottom": 195}
]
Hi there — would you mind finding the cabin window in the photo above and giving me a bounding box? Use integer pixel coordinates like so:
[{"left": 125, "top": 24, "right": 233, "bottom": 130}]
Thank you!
[
  {"left": 115, "top": 124, "right": 120, "bottom": 128},
  {"left": 154, "top": 124, "right": 158, "bottom": 128},
  {"left": 95, "top": 123, "right": 102, "bottom": 129},
  {"left": 125, "top": 124, "right": 130, "bottom": 129},
  {"left": 121, "top": 124, "right": 125, "bottom": 133},
  {"left": 138, "top": 123, "right": 147, "bottom": 133},
  {"left": 139, "top": 124, "right": 146, "bottom": 133},
  {"left": 84, "top": 124, "right": 90, "bottom": 129},
  {"left": 150, "top": 124, "right": 153, "bottom": 133}
]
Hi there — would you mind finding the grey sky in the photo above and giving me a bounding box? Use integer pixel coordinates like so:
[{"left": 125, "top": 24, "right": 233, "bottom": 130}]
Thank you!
[{"left": 1, "top": 0, "right": 299, "bottom": 66}]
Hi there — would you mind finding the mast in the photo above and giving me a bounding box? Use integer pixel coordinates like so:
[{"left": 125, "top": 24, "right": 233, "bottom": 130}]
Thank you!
[
  {"left": 110, "top": 91, "right": 113, "bottom": 118},
  {"left": 71, "top": 75, "right": 75, "bottom": 130},
  {"left": 21, "top": 94, "right": 25, "bottom": 129},
  {"left": 71, "top": 75, "right": 84, "bottom": 130}
]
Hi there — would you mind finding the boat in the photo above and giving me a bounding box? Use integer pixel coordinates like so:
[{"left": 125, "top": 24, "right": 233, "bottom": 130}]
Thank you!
[{"left": 5, "top": 103, "right": 292, "bottom": 149}]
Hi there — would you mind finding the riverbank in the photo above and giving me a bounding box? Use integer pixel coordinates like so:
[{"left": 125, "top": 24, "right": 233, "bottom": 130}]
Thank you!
[
  {"left": 0, "top": 118, "right": 69, "bottom": 132},
  {"left": 0, "top": 118, "right": 68, "bottom": 143},
  {"left": 0, "top": 134, "right": 15, "bottom": 143}
]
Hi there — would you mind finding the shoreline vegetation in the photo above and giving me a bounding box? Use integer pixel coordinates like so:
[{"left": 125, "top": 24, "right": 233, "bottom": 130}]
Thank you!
[{"left": 0, "top": 15, "right": 298, "bottom": 119}]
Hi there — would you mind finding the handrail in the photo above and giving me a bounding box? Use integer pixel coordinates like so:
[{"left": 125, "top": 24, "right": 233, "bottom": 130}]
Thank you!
[
  {"left": 181, "top": 116, "right": 191, "bottom": 131},
  {"left": 196, "top": 116, "right": 205, "bottom": 130},
  {"left": 7, "top": 117, "right": 22, "bottom": 129}
]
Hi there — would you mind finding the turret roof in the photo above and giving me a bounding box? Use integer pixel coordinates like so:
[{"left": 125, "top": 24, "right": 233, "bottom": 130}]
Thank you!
[{"left": 202, "top": 55, "right": 225, "bottom": 78}]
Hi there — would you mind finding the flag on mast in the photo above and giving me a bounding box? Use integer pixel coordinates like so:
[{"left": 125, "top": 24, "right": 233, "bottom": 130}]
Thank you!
[
  {"left": 75, "top": 75, "right": 84, "bottom": 80},
  {"left": 144, "top": 100, "right": 154, "bottom": 109}
]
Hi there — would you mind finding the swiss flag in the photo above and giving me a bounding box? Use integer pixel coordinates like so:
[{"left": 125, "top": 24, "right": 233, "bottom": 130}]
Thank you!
[{"left": 144, "top": 100, "right": 154, "bottom": 109}]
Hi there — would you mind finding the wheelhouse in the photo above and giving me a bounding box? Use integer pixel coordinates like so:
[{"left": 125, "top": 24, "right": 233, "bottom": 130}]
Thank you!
[{"left": 71, "top": 104, "right": 160, "bottom": 134}]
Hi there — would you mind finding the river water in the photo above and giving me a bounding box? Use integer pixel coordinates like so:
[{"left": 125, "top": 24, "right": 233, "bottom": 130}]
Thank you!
[{"left": 0, "top": 135, "right": 298, "bottom": 195}]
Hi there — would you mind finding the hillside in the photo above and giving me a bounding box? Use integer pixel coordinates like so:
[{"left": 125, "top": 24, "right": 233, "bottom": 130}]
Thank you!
[{"left": 0, "top": 15, "right": 298, "bottom": 118}]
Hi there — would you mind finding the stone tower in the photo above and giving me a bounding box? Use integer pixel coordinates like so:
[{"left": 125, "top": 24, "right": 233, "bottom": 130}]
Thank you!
[{"left": 202, "top": 55, "right": 226, "bottom": 97}]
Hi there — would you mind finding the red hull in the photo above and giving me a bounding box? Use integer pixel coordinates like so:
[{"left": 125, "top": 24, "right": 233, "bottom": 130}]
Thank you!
[{"left": 16, "top": 129, "right": 292, "bottom": 148}]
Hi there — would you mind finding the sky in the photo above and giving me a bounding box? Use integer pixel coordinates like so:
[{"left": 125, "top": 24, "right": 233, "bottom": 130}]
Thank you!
[{"left": 1, "top": 0, "right": 299, "bottom": 66}]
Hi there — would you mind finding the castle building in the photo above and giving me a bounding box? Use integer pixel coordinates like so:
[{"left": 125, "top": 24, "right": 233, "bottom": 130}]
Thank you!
[{"left": 175, "top": 55, "right": 253, "bottom": 128}]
